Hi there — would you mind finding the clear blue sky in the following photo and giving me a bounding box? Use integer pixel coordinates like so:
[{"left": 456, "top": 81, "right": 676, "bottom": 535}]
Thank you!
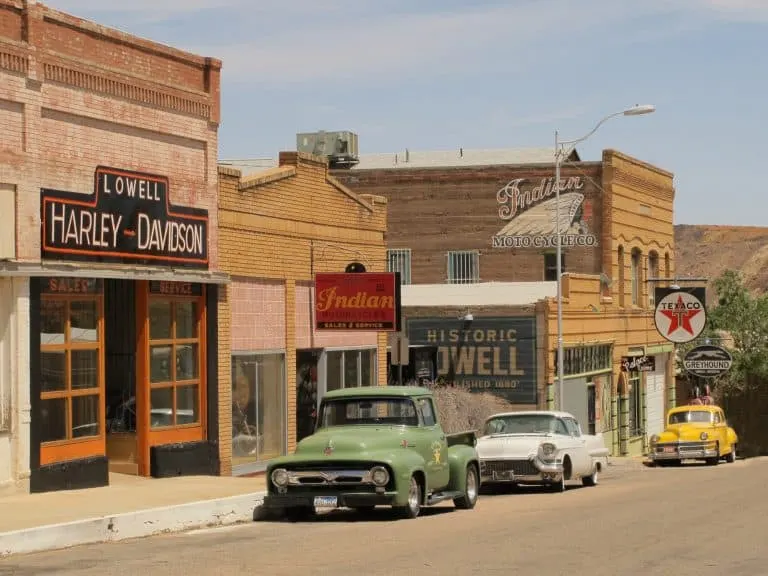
[{"left": 48, "top": 0, "right": 767, "bottom": 226}]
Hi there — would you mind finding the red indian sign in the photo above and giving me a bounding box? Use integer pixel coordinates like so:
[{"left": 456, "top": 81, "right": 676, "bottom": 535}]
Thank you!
[{"left": 314, "top": 272, "right": 400, "bottom": 331}]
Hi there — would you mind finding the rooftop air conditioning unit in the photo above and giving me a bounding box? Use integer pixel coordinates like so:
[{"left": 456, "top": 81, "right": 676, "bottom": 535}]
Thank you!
[{"left": 296, "top": 131, "right": 359, "bottom": 168}]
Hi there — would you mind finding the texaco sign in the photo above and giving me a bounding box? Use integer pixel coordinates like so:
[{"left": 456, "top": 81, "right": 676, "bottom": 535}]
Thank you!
[{"left": 654, "top": 289, "right": 707, "bottom": 344}]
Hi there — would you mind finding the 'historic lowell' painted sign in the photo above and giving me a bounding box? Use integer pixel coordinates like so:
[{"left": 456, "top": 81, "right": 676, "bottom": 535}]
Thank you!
[{"left": 407, "top": 317, "right": 537, "bottom": 404}]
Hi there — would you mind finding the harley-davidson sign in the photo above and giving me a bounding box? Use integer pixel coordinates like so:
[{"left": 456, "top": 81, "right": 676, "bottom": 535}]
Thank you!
[
  {"left": 492, "top": 176, "right": 598, "bottom": 249},
  {"left": 41, "top": 166, "right": 209, "bottom": 268},
  {"left": 314, "top": 272, "right": 401, "bottom": 331}
]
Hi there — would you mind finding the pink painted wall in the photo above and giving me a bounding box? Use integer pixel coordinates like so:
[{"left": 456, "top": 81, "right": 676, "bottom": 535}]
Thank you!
[
  {"left": 231, "top": 278, "right": 286, "bottom": 351},
  {"left": 295, "top": 282, "right": 377, "bottom": 349}
]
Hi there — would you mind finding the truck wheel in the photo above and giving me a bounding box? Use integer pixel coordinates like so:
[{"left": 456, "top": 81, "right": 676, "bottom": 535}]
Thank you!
[
  {"left": 395, "top": 476, "right": 422, "bottom": 519},
  {"left": 454, "top": 464, "right": 479, "bottom": 509},
  {"left": 727, "top": 444, "right": 737, "bottom": 463}
]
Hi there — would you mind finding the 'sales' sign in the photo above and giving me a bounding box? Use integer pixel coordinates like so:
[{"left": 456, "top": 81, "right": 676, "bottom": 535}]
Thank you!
[
  {"left": 41, "top": 167, "right": 209, "bottom": 268},
  {"left": 314, "top": 272, "right": 401, "bottom": 331}
]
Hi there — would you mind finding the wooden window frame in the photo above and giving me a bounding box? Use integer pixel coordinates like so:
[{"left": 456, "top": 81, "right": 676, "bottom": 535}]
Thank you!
[
  {"left": 145, "top": 290, "right": 207, "bottom": 448},
  {"left": 39, "top": 294, "right": 106, "bottom": 466}
]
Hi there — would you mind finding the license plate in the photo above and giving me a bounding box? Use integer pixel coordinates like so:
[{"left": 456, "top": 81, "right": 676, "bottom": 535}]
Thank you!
[
  {"left": 492, "top": 471, "right": 514, "bottom": 480},
  {"left": 313, "top": 496, "right": 338, "bottom": 508},
  {"left": 663, "top": 446, "right": 676, "bottom": 453}
]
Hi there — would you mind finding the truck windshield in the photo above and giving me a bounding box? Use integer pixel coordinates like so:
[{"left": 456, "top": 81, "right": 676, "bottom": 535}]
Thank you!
[
  {"left": 318, "top": 398, "right": 419, "bottom": 428},
  {"left": 484, "top": 414, "right": 567, "bottom": 436},
  {"left": 669, "top": 411, "right": 712, "bottom": 424}
]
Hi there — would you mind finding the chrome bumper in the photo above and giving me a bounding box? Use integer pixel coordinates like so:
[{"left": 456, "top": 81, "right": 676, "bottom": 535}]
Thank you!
[
  {"left": 480, "top": 457, "right": 563, "bottom": 484},
  {"left": 650, "top": 443, "right": 719, "bottom": 460}
]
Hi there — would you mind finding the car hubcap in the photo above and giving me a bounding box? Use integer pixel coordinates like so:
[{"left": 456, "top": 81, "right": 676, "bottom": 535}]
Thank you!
[
  {"left": 408, "top": 479, "right": 420, "bottom": 510},
  {"left": 467, "top": 468, "right": 478, "bottom": 502}
]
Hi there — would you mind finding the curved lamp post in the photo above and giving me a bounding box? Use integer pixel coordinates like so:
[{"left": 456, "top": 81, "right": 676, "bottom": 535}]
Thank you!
[{"left": 554, "top": 104, "right": 655, "bottom": 410}]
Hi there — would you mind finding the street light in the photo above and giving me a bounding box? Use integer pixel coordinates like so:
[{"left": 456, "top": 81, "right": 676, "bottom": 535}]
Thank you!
[{"left": 553, "top": 104, "right": 655, "bottom": 410}]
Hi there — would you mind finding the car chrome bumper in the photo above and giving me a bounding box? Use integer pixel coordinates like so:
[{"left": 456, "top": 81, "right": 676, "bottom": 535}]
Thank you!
[
  {"left": 650, "top": 445, "right": 719, "bottom": 460},
  {"left": 263, "top": 491, "right": 398, "bottom": 509},
  {"left": 480, "top": 457, "right": 563, "bottom": 484}
]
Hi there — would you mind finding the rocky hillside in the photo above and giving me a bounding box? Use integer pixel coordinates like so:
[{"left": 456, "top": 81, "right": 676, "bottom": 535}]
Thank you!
[{"left": 675, "top": 225, "right": 768, "bottom": 299}]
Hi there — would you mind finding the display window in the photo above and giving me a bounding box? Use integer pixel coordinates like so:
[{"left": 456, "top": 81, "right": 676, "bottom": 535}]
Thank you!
[{"left": 39, "top": 278, "right": 105, "bottom": 466}]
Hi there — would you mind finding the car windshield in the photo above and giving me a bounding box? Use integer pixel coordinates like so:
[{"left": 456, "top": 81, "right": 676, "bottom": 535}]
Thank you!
[
  {"left": 318, "top": 398, "right": 419, "bottom": 428},
  {"left": 484, "top": 414, "right": 567, "bottom": 436},
  {"left": 669, "top": 411, "right": 712, "bottom": 425}
]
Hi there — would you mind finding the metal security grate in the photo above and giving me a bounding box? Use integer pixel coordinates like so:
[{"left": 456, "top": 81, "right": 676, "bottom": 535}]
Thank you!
[
  {"left": 447, "top": 250, "right": 479, "bottom": 284},
  {"left": 387, "top": 249, "right": 411, "bottom": 284}
]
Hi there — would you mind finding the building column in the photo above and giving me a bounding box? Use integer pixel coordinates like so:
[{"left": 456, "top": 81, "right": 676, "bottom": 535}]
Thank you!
[
  {"left": 610, "top": 392, "right": 619, "bottom": 456},
  {"left": 666, "top": 351, "right": 677, "bottom": 409},
  {"left": 619, "top": 393, "right": 629, "bottom": 456},
  {"left": 217, "top": 284, "right": 232, "bottom": 476},
  {"left": 641, "top": 373, "right": 648, "bottom": 454},
  {"left": 285, "top": 280, "right": 297, "bottom": 453},
  {"left": 377, "top": 331, "right": 387, "bottom": 387}
]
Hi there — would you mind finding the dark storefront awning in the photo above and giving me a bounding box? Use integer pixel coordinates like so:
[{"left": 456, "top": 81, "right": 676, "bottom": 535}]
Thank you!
[{"left": 0, "top": 260, "right": 230, "bottom": 284}]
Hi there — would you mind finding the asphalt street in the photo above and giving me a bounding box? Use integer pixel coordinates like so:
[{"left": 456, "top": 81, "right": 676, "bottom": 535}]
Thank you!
[{"left": 2, "top": 457, "right": 766, "bottom": 576}]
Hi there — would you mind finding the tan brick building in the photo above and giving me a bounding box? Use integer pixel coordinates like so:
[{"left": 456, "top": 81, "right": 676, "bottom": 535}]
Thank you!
[
  {"left": 217, "top": 152, "right": 388, "bottom": 475},
  {"left": 332, "top": 147, "right": 677, "bottom": 456},
  {"left": 0, "top": 1, "right": 224, "bottom": 492}
]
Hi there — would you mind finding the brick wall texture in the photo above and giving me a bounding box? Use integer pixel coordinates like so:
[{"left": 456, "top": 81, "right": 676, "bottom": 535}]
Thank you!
[
  {"left": 217, "top": 152, "right": 389, "bottom": 467},
  {"left": 334, "top": 149, "right": 677, "bottom": 456},
  {"left": 0, "top": 1, "right": 223, "bottom": 470},
  {"left": 0, "top": 0, "right": 221, "bottom": 265}
]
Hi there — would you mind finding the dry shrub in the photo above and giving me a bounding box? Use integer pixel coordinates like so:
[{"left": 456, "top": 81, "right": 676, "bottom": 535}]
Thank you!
[{"left": 426, "top": 383, "right": 515, "bottom": 434}]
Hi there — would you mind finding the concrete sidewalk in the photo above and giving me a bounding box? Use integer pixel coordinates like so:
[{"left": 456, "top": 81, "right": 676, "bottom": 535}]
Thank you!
[{"left": 0, "top": 474, "right": 266, "bottom": 557}]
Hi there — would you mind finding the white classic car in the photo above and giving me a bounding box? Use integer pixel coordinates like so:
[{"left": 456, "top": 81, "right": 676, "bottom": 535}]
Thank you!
[{"left": 476, "top": 411, "right": 610, "bottom": 492}]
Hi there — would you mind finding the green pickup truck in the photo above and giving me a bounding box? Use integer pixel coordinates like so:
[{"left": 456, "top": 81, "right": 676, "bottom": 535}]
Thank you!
[{"left": 262, "top": 386, "right": 480, "bottom": 520}]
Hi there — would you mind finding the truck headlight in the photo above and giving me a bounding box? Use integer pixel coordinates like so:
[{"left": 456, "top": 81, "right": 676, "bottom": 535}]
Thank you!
[
  {"left": 271, "top": 468, "right": 289, "bottom": 487},
  {"left": 540, "top": 442, "right": 557, "bottom": 458},
  {"left": 700, "top": 432, "right": 708, "bottom": 441},
  {"left": 650, "top": 435, "right": 659, "bottom": 444},
  {"left": 370, "top": 466, "right": 389, "bottom": 486}
]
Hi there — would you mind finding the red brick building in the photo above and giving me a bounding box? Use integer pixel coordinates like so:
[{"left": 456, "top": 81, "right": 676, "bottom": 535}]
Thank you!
[
  {"left": 0, "top": 0, "right": 224, "bottom": 492},
  {"left": 333, "top": 146, "right": 678, "bottom": 457}
]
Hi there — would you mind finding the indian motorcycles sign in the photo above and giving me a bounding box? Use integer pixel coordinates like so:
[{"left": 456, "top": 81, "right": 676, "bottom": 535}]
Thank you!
[
  {"left": 41, "top": 167, "right": 209, "bottom": 268},
  {"left": 492, "top": 176, "right": 598, "bottom": 249}
]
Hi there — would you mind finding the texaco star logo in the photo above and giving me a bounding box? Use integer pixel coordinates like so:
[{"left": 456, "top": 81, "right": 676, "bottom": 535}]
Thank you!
[{"left": 654, "top": 291, "right": 707, "bottom": 344}]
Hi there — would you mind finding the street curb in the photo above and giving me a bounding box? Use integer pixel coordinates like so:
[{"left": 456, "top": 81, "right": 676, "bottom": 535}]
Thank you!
[{"left": 0, "top": 491, "right": 266, "bottom": 557}]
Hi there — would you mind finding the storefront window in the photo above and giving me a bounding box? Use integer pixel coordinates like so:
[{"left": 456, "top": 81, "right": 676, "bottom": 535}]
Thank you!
[
  {"left": 324, "top": 349, "right": 377, "bottom": 389},
  {"left": 232, "top": 353, "right": 286, "bottom": 465},
  {"left": 326, "top": 351, "right": 343, "bottom": 392},
  {"left": 39, "top": 282, "right": 104, "bottom": 466},
  {"left": 148, "top": 298, "right": 201, "bottom": 428}
]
